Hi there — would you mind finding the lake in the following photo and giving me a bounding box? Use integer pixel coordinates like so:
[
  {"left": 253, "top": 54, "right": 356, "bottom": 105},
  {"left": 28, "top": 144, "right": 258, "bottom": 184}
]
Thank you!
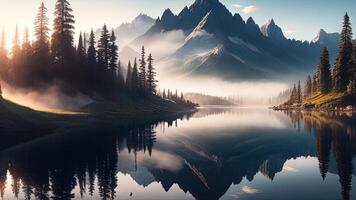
[{"left": 0, "top": 106, "right": 355, "bottom": 200}]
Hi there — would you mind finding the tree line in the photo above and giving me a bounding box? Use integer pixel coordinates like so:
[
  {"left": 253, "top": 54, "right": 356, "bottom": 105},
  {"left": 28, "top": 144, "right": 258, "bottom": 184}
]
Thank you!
[
  {"left": 287, "top": 13, "right": 356, "bottom": 105},
  {"left": 0, "top": 0, "right": 158, "bottom": 100}
]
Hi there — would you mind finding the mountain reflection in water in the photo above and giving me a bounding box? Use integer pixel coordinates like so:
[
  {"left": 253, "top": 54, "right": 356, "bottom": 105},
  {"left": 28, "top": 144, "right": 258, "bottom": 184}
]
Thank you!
[{"left": 0, "top": 107, "right": 355, "bottom": 200}]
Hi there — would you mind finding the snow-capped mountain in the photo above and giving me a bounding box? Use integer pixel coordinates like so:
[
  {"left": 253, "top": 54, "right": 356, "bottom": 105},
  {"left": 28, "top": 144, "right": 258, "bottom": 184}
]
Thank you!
[
  {"left": 115, "top": 14, "right": 155, "bottom": 45},
  {"left": 131, "top": 0, "right": 339, "bottom": 81},
  {"left": 260, "top": 18, "right": 286, "bottom": 42}
]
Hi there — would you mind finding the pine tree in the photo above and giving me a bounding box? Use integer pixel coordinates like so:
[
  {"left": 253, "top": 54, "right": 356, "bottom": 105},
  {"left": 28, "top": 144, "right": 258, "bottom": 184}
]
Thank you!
[
  {"left": 32, "top": 2, "right": 50, "bottom": 84},
  {"left": 0, "top": 28, "right": 6, "bottom": 55},
  {"left": 97, "top": 24, "right": 110, "bottom": 68},
  {"left": 146, "top": 53, "right": 157, "bottom": 95},
  {"left": 108, "top": 30, "right": 118, "bottom": 70},
  {"left": 312, "top": 74, "right": 318, "bottom": 94},
  {"left": 297, "top": 80, "right": 302, "bottom": 103},
  {"left": 77, "top": 32, "right": 85, "bottom": 61},
  {"left": 34, "top": 2, "right": 49, "bottom": 47},
  {"left": 304, "top": 75, "right": 312, "bottom": 97},
  {"left": 33, "top": 2, "right": 50, "bottom": 61},
  {"left": 0, "top": 28, "right": 7, "bottom": 67},
  {"left": 162, "top": 89, "right": 166, "bottom": 99},
  {"left": 131, "top": 58, "right": 139, "bottom": 93},
  {"left": 350, "top": 40, "right": 356, "bottom": 81},
  {"left": 333, "top": 13, "right": 353, "bottom": 92},
  {"left": 318, "top": 48, "right": 332, "bottom": 94},
  {"left": 126, "top": 61, "right": 132, "bottom": 89},
  {"left": 21, "top": 27, "right": 32, "bottom": 70},
  {"left": 87, "top": 29, "right": 96, "bottom": 65},
  {"left": 117, "top": 61, "right": 125, "bottom": 87},
  {"left": 83, "top": 33, "right": 87, "bottom": 57},
  {"left": 139, "top": 46, "right": 146, "bottom": 93},
  {"left": 12, "top": 26, "right": 21, "bottom": 61},
  {"left": 290, "top": 84, "right": 297, "bottom": 104},
  {"left": 51, "top": 0, "right": 75, "bottom": 64}
]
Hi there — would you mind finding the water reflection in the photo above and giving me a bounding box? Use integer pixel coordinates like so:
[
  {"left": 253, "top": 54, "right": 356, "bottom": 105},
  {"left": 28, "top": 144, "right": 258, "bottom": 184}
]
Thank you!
[
  {"left": 286, "top": 111, "right": 356, "bottom": 200},
  {"left": 0, "top": 108, "right": 355, "bottom": 200}
]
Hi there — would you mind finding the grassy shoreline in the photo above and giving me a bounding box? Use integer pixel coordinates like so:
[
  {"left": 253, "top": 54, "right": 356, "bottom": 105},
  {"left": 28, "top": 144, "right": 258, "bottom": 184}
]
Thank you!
[{"left": 272, "top": 92, "right": 355, "bottom": 112}]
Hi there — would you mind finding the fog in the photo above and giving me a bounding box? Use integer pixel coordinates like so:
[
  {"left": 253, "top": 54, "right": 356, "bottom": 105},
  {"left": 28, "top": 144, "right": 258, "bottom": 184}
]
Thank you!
[
  {"left": 2, "top": 82, "right": 92, "bottom": 114},
  {"left": 157, "top": 75, "right": 288, "bottom": 104}
]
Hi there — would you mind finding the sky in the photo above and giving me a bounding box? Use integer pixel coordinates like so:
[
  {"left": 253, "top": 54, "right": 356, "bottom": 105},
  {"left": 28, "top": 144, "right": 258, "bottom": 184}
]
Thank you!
[{"left": 0, "top": 0, "right": 355, "bottom": 48}]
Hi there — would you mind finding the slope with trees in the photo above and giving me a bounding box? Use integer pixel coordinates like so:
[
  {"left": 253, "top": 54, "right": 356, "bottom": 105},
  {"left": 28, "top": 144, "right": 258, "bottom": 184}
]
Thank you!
[
  {"left": 0, "top": 0, "right": 197, "bottom": 115},
  {"left": 275, "top": 13, "right": 356, "bottom": 111}
]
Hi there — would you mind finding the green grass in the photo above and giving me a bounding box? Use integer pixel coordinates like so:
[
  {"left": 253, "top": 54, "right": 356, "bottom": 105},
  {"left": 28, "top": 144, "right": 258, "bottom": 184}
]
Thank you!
[{"left": 302, "top": 92, "right": 345, "bottom": 107}]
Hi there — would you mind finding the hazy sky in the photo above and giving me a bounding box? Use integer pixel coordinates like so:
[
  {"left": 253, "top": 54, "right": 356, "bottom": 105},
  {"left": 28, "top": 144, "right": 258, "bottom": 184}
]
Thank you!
[{"left": 0, "top": 0, "right": 355, "bottom": 48}]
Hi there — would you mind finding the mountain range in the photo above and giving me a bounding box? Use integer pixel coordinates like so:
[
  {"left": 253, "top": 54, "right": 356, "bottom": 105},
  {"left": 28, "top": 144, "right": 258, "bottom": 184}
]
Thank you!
[{"left": 127, "top": 0, "right": 340, "bottom": 81}]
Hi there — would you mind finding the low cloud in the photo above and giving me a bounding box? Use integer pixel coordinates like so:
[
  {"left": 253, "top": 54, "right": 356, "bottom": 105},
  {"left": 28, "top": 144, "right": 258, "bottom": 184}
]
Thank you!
[{"left": 243, "top": 5, "right": 258, "bottom": 14}]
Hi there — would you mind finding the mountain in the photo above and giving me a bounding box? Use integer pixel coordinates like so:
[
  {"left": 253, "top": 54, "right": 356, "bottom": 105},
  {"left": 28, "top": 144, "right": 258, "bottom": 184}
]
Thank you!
[
  {"left": 115, "top": 14, "right": 155, "bottom": 45},
  {"left": 132, "top": 0, "right": 340, "bottom": 81},
  {"left": 260, "top": 18, "right": 286, "bottom": 42},
  {"left": 311, "top": 29, "right": 340, "bottom": 61},
  {"left": 95, "top": 14, "right": 154, "bottom": 66}
]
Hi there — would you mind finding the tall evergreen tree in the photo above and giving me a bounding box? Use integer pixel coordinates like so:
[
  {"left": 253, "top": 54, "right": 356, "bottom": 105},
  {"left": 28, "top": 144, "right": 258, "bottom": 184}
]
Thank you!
[
  {"left": 12, "top": 26, "right": 21, "bottom": 60},
  {"left": 34, "top": 2, "right": 49, "bottom": 46},
  {"left": 297, "top": 80, "right": 302, "bottom": 103},
  {"left": 108, "top": 30, "right": 118, "bottom": 70},
  {"left": 139, "top": 46, "right": 146, "bottom": 93},
  {"left": 126, "top": 61, "right": 132, "bottom": 89},
  {"left": 350, "top": 40, "right": 356, "bottom": 81},
  {"left": 333, "top": 13, "right": 353, "bottom": 92},
  {"left": 77, "top": 32, "right": 85, "bottom": 61},
  {"left": 87, "top": 29, "right": 96, "bottom": 65},
  {"left": 51, "top": 0, "right": 75, "bottom": 64},
  {"left": 304, "top": 75, "right": 312, "bottom": 97},
  {"left": 0, "top": 28, "right": 6, "bottom": 55},
  {"left": 32, "top": 2, "right": 50, "bottom": 84},
  {"left": 318, "top": 48, "right": 332, "bottom": 94},
  {"left": 21, "top": 27, "right": 32, "bottom": 72},
  {"left": 146, "top": 53, "right": 157, "bottom": 95},
  {"left": 0, "top": 28, "right": 8, "bottom": 67},
  {"left": 290, "top": 84, "right": 297, "bottom": 104},
  {"left": 33, "top": 2, "right": 50, "bottom": 58},
  {"left": 131, "top": 58, "right": 139, "bottom": 93},
  {"left": 97, "top": 25, "right": 110, "bottom": 68},
  {"left": 312, "top": 73, "right": 318, "bottom": 94},
  {"left": 83, "top": 32, "right": 87, "bottom": 57},
  {"left": 117, "top": 61, "right": 125, "bottom": 87}
]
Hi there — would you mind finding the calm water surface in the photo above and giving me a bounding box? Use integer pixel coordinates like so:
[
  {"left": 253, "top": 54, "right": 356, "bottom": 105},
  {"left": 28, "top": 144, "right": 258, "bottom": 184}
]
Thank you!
[{"left": 0, "top": 107, "right": 355, "bottom": 200}]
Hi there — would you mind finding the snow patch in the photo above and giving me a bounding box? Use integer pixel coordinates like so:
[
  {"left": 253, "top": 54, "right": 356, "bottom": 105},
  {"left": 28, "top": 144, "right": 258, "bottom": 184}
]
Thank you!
[{"left": 185, "top": 30, "right": 213, "bottom": 42}]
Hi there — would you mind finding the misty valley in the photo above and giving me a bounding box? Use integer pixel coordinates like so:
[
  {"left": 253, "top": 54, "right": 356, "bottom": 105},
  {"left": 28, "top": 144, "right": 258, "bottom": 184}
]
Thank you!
[{"left": 0, "top": 0, "right": 356, "bottom": 200}]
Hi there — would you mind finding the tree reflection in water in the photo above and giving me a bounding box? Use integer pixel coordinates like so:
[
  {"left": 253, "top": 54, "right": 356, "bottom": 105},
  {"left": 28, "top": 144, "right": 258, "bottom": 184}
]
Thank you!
[{"left": 0, "top": 109, "right": 355, "bottom": 200}]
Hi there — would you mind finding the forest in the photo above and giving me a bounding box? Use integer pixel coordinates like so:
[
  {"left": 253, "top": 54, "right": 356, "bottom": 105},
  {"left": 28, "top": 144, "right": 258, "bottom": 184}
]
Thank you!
[
  {"left": 282, "top": 13, "right": 356, "bottom": 110},
  {"left": 0, "top": 1, "right": 195, "bottom": 110}
]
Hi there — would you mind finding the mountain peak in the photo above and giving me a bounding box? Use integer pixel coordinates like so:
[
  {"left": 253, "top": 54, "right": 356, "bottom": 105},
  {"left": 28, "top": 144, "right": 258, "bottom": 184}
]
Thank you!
[
  {"left": 162, "top": 8, "right": 175, "bottom": 19},
  {"left": 311, "top": 29, "right": 339, "bottom": 44},
  {"left": 132, "top": 14, "right": 154, "bottom": 24},
  {"left": 160, "top": 9, "right": 179, "bottom": 30},
  {"left": 179, "top": 6, "right": 190, "bottom": 18},
  {"left": 192, "top": 0, "right": 220, "bottom": 6},
  {"left": 260, "top": 18, "right": 285, "bottom": 41},
  {"left": 246, "top": 17, "right": 256, "bottom": 25},
  {"left": 268, "top": 18, "right": 275, "bottom": 26}
]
